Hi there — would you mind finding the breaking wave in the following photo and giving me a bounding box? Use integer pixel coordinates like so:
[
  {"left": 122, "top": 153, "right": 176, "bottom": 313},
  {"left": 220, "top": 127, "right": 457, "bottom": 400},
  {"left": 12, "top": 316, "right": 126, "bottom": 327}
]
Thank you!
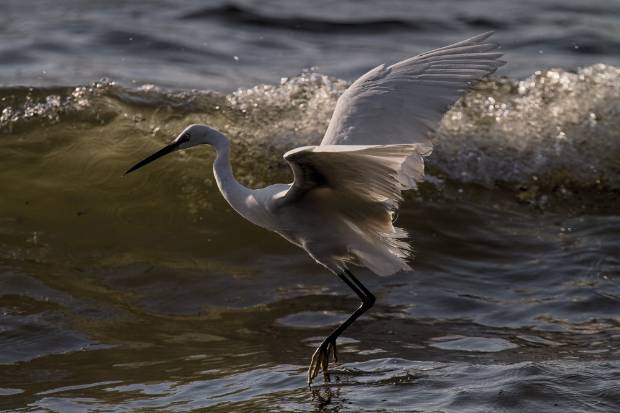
[{"left": 1, "top": 64, "right": 619, "bottom": 203}]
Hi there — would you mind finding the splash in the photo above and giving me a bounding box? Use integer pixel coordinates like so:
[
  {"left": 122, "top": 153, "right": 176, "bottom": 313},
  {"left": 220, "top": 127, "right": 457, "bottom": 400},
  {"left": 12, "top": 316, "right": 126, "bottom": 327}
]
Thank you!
[{"left": 436, "top": 64, "right": 620, "bottom": 190}]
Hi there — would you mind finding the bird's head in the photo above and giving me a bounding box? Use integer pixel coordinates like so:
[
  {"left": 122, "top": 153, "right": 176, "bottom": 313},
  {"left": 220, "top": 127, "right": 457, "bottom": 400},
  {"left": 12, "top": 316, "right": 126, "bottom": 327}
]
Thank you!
[{"left": 125, "top": 124, "right": 224, "bottom": 174}]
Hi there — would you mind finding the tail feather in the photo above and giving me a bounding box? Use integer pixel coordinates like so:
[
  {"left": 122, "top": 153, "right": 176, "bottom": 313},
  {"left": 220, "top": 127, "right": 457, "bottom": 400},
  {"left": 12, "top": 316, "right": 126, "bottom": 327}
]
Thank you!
[{"left": 343, "top": 217, "right": 413, "bottom": 276}]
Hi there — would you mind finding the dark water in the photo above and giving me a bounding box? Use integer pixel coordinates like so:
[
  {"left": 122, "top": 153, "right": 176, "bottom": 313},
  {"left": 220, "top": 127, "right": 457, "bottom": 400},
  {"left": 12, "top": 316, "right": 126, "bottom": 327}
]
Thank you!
[
  {"left": 1, "top": 1, "right": 620, "bottom": 412},
  {"left": 3, "top": 0, "right": 620, "bottom": 89}
]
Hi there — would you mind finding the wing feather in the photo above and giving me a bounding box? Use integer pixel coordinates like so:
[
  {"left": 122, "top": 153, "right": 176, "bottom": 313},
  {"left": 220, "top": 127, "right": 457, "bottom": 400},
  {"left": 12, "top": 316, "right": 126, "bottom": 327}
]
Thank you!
[
  {"left": 280, "top": 144, "right": 431, "bottom": 206},
  {"left": 320, "top": 31, "right": 505, "bottom": 146},
  {"left": 276, "top": 144, "right": 431, "bottom": 275}
]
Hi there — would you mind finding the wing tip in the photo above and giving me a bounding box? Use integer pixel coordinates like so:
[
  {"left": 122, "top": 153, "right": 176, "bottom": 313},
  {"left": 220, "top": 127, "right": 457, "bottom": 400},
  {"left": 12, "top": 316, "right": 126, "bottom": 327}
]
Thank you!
[
  {"left": 283, "top": 145, "right": 317, "bottom": 159},
  {"left": 441, "top": 30, "right": 498, "bottom": 49},
  {"left": 474, "top": 31, "right": 496, "bottom": 41}
]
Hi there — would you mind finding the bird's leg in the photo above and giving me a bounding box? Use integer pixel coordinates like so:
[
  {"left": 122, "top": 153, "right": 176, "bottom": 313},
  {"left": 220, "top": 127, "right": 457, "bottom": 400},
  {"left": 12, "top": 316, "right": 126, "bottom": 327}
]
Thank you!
[
  {"left": 308, "top": 270, "right": 376, "bottom": 385},
  {"left": 345, "top": 269, "right": 376, "bottom": 303}
]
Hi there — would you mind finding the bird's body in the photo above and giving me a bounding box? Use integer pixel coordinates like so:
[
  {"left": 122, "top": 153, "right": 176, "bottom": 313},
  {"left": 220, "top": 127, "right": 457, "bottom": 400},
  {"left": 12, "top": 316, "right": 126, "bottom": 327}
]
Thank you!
[
  {"left": 212, "top": 140, "right": 431, "bottom": 276},
  {"left": 126, "top": 32, "right": 505, "bottom": 384}
]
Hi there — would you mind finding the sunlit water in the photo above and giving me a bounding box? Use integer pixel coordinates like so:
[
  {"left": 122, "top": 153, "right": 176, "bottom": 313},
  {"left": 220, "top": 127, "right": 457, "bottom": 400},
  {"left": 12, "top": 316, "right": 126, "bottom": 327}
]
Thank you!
[{"left": 1, "top": 1, "right": 620, "bottom": 412}]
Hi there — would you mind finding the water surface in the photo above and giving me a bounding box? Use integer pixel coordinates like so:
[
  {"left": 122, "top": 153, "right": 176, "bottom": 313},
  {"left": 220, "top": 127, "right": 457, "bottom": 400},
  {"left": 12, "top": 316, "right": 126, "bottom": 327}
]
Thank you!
[{"left": 1, "top": 1, "right": 619, "bottom": 412}]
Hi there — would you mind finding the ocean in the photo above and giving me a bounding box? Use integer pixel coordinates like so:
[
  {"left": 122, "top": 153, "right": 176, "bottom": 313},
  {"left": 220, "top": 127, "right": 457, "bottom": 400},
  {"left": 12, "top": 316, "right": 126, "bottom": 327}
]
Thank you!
[{"left": 1, "top": 1, "right": 619, "bottom": 412}]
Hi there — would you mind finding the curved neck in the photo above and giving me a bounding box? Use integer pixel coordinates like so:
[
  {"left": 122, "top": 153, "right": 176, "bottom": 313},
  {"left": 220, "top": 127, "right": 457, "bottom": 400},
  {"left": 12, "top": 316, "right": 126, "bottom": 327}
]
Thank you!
[{"left": 210, "top": 132, "right": 251, "bottom": 214}]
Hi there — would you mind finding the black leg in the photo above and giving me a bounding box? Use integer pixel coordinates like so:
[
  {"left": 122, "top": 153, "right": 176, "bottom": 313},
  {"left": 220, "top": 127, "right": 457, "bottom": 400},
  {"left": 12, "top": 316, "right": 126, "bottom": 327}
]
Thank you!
[
  {"left": 345, "top": 269, "right": 375, "bottom": 305},
  {"left": 327, "top": 272, "right": 375, "bottom": 340},
  {"left": 307, "top": 269, "right": 375, "bottom": 384}
]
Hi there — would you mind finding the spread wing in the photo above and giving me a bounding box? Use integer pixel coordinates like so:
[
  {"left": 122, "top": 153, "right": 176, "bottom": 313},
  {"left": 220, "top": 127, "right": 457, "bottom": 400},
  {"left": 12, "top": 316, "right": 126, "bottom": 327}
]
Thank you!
[
  {"left": 274, "top": 143, "right": 431, "bottom": 275},
  {"left": 320, "top": 31, "right": 505, "bottom": 146},
  {"left": 279, "top": 144, "right": 431, "bottom": 206}
]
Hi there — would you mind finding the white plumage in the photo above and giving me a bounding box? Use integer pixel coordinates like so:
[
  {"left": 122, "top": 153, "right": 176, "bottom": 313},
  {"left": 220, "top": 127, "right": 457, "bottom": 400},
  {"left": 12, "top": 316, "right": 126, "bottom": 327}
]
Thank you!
[
  {"left": 265, "top": 31, "right": 504, "bottom": 277},
  {"left": 126, "top": 32, "right": 505, "bottom": 384},
  {"left": 275, "top": 143, "right": 432, "bottom": 276},
  {"left": 322, "top": 31, "right": 505, "bottom": 146}
]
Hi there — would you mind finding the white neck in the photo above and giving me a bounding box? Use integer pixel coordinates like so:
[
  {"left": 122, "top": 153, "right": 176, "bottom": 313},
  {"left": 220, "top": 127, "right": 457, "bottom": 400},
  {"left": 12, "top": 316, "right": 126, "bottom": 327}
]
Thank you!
[{"left": 210, "top": 132, "right": 252, "bottom": 216}]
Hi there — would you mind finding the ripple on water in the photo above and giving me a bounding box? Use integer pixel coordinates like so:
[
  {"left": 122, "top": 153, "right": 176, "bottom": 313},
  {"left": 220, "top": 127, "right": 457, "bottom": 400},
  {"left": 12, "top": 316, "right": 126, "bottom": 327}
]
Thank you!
[
  {"left": 276, "top": 311, "right": 348, "bottom": 329},
  {"left": 516, "top": 334, "right": 566, "bottom": 347},
  {"left": 0, "top": 388, "right": 24, "bottom": 396},
  {"left": 428, "top": 336, "right": 519, "bottom": 352}
]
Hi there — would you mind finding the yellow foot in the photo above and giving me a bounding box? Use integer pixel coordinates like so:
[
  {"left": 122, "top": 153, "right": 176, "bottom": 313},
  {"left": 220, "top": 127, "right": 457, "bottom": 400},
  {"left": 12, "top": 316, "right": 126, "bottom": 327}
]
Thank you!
[{"left": 307, "top": 338, "right": 338, "bottom": 385}]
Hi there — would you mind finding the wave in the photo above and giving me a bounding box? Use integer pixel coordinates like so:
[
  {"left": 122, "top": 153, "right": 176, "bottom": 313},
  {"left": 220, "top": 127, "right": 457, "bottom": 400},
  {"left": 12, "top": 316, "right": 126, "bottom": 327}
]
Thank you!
[
  {"left": 182, "top": 4, "right": 454, "bottom": 33},
  {"left": 0, "top": 64, "right": 619, "bottom": 202},
  {"left": 179, "top": 3, "right": 620, "bottom": 41},
  {"left": 179, "top": 3, "right": 524, "bottom": 33}
]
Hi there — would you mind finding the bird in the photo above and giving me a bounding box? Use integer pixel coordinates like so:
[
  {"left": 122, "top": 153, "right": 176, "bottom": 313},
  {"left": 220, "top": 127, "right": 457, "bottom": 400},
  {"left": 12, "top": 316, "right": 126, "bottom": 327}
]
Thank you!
[{"left": 125, "top": 32, "right": 505, "bottom": 384}]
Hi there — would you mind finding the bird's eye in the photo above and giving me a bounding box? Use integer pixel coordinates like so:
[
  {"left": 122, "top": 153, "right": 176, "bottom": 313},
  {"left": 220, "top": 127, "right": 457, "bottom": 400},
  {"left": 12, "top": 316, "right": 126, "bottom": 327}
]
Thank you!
[{"left": 181, "top": 132, "right": 191, "bottom": 142}]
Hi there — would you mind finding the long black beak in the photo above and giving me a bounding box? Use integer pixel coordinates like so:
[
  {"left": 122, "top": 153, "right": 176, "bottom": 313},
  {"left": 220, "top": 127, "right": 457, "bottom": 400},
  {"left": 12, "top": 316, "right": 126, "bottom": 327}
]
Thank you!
[{"left": 125, "top": 141, "right": 180, "bottom": 175}]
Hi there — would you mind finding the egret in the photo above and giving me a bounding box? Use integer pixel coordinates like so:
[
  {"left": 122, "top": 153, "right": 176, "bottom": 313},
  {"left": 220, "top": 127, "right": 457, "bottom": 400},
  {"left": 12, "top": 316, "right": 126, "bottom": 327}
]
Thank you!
[{"left": 126, "top": 32, "right": 504, "bottom": 384}]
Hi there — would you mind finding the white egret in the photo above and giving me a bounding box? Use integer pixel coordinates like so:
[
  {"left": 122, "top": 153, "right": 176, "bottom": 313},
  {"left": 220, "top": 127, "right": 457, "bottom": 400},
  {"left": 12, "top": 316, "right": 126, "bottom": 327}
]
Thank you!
[{"left": 126, "top": 32, "right": 504, "bottom": 384}]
